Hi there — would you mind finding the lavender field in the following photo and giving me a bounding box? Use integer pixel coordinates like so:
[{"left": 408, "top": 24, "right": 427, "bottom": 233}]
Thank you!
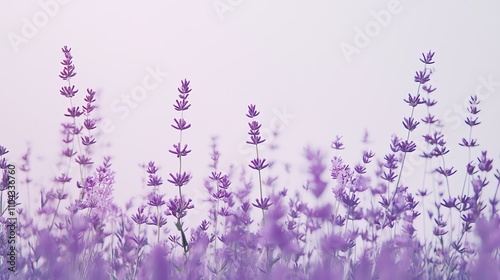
[
  {"left": 1, "top": 2, "right": 500, "bottom": 280},
  {"left": 0, "top": 47, "right": 499, "bottom": 279}
]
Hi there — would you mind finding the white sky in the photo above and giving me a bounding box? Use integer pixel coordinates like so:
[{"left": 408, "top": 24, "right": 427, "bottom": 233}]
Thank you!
[{"left": 1, "top": 1, "right": 500, "bottom": 225}]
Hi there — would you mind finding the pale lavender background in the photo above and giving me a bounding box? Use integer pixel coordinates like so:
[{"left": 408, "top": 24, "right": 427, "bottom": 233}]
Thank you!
[{"left": 1, "top": 1, "right": 499, "bottom": 226}]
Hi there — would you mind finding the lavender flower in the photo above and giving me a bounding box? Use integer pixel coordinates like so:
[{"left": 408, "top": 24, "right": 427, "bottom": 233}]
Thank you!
[
  {"left": 414, "top": 70, "right": 431, "bottom": 84},
  {"left": 419, "top": 50, "right": 435, "bottom": 64},
  {"left": 477, "top": 151, "right": 493, "bottom": 172},
  {"left": 168, "top": 79, "right": 194, "bottom": 253},
  {"left": 245, "top": 104, "right": 270, "bottom": 221},
  {"left": 8, "top": 47, "right": 500, "bottom": 280},
  {"left": 59, "top": 46, "right": 76, "bottom": 81},
  {"left": 146, "top": 162, "right": 163, "bottom": 187}
]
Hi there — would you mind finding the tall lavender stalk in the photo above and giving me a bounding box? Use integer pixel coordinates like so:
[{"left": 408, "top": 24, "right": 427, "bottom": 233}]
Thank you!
[
  {"left": 50, "top": 46, "right": 84, "bottom": 231},
  {"left": 460, "top": 95, "right": 481, "bottom": 196},
  {"left": 246, "top": 105, "right": 271, "bottom": 223},
  {"left": 145, "top": 161, "right": 166, "bottom": 244},
  {"left": 168, "top": 79, "right": 193, "bottom": 254},
  {"left": 380, "top": 51, "right": 433, "bottom": 232}
]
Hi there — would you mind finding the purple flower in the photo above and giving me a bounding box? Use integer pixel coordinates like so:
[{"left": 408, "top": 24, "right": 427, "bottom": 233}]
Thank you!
[
  {"left": 173, "top": 79, "right": 192, "bottom": 111},
  {"left": 362, "top": 150, "right": 374, "bottom": 164},
  {"left": 390, "top": 135, "right": 401, "bottom": 152},
  {"left": 468, "top": 95, "right": 480, "bottom": 113},
  {"left": 477, "top": 151, "right": 493, "bottom": 172},
  {"left": 56, "top": 173, "right": 71, "bottom": 184},
  {"left": 246, "top": 121, "right": 265, "bottom": 145},
  {"left": 252, "top": 197, "right": 273, "bottom": 210},
  {"left": 432, "top": 146, "right": 449, "bottom": 157},
  {"left": 399, "top": 140, "right": 416, "bottom": 153},
  {"left": 59, "top": 46, "right": 76, "bottom": 81},
  {"left": 465, "top": 117, "right": 480, "bottom": 127},
  {"left": 76, "top": 155, "right": 93, "bottom": 166},
  {"left": 246, "top": 104, "right": 260, "bottom": 118},
  {"left": 146, "top": 161, "right": 159, "bottom": 174},
  {"left": 423, "top": 131, "right": 445, "bottom": 146},
  {"left": 441, "top": 197, "right": 457, "bottom": 208},
  {"left": 414, "top": 70, "right": 430, "bottom": 84},
  {"left": 0, "top": 146, "right": 9, "bottom": 157},
  {"left": 381, "top": 170, "right": 397, "bottom": 183},
  {"left": 171, "top": 118, "right": 191, "bottom": 131},
  {"left": 209, "top": 171, "right": 221, "bottom": 181},
  {"left": 147, "top": 175, "right": 163, "bottom": 187},
  {"left": 178, "top": 79, "right": 192, "bottom": 94},
  {"left": 419, "top": 50, "right": 435, "bottom": 64},
  {"left": 472, "top": 176, "right": 489, "bottom": 193},
  {"left": 433, "top": 227, "right": 448, "bottom": 236},
  {"left": 306, "top": 147, "right": 328, "bottom": 197},
  {"left": 425, "top": 98, "right": 437, "bottom": 107},
  {"left": 60, "top": 85, "right": 78, "bottom": 98},
  {"left": 249, "top": 158, "right": 269, "bottom": 170},
  {"left": 423, "top": 84, "right": 436, "bottom": 93},
  {"left": 459, "top": 138, "right": 478, "bottom": 148},
  {"left": 404, "top": 94, "right": 425, "bottom": 107},
  {"left": 147, "top": 214, "right": 167, "bottom": 227},
  {"left": 383, "top": 154, "right": 398, "bottom": 170},
  {"left": 61, "top": 148, "right": 76, "bottom": 157},
  {"left": 84, "top": 88, "right": 96, "bottom": 103},
  {"left": 64, "top": 106, "right": 83, "bottom": 118},
  {"left": 212, "top": 189, "right": 227, "bottom": 200},
  {"left": 81, "top": 136, "right": 96, "bottom": 146},
  {"left": 331, "top": 156, "right": 350, "bottom": 179},
  {"left": 218, "top": 207, "right": 231, "bottom": 217},
  {"left": 218, "top": 175, "right": 231, "bottom": 189},
  {"left": 82, "top": 89, "right": 97, "bottom": 116},
  {"left": 131, "top": 206, "right": 148, "bottom": 225},
  {"left": 467, "top": 162, "right": 477, "bottom": 175},
  {"left": 166, "top": 197, "right": 194, "bottom": 219},
  {"left": 199, "top": 220, "right": 210, "bottom": 231},
  {"left": 435, "top": 166, "right": 457, "bottom": 177},
  {"left": 169, "top": 143, "right": 191, "bottom": 158},
  {"left": 341, "top": 192, "right": 360, "bottom": 208},
  {"left": 131, "top": 235, "right": 148, "bottom": 248},
  {"left": 83, "top": 119, "right": 96, "bottom": 130},
  {"left": 354, "top": 164, "right": 366, "bottom": 174},
  {"left": 148, "top": 193, "right": 166, "bottom": 207},
  {"left": 402, "top": 117, "right": 419, "bottom": 131},
  {"left": 168, "top": 172, "right": 191, "bottom": 187},
  {"left": 422, "top": 114, "right": 438, "bottom": 125},
  {"left": 331, "top": 135, "right": 345, "bottom": 150}
]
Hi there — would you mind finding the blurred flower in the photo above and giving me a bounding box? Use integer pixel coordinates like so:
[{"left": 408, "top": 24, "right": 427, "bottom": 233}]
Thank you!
[{"left": 252, "top": 197, "right": 273, "bottom": 210}]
